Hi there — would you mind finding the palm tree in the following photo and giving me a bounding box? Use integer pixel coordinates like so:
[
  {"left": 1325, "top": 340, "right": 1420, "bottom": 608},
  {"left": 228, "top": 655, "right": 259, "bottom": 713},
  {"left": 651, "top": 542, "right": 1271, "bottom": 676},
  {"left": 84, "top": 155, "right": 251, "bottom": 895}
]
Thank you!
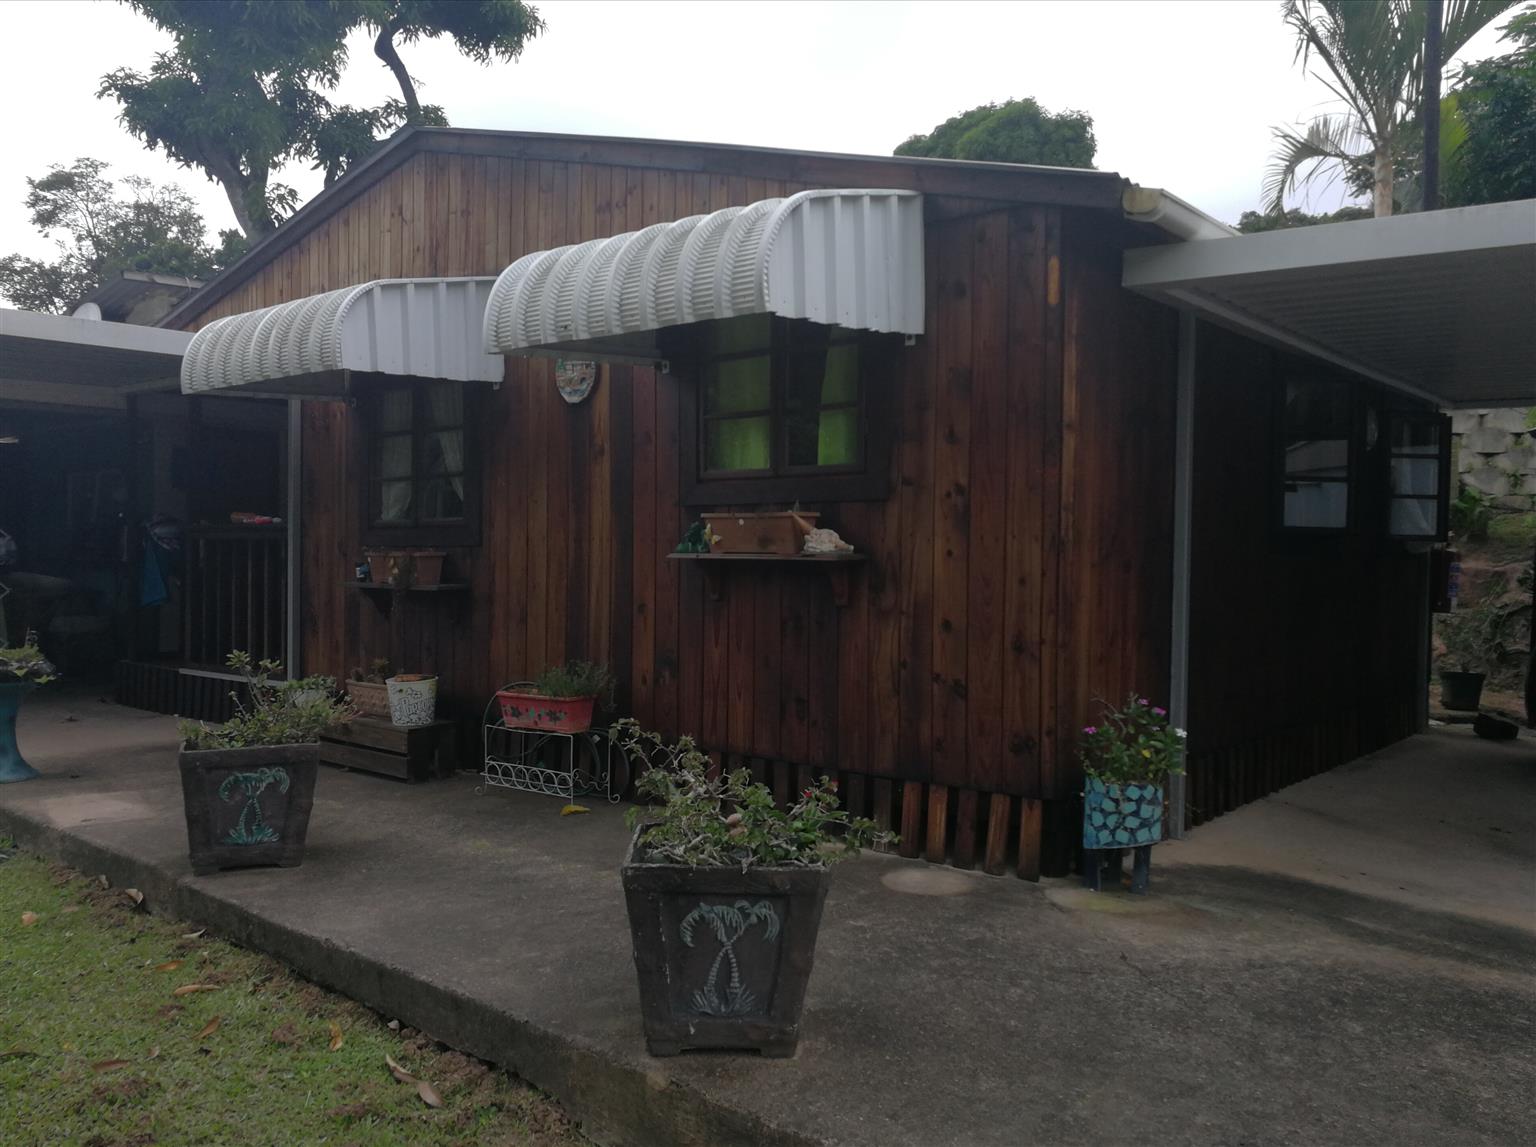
[
  {"left": 219, "top": 767, "right": 290, "bottom": 846},
  {"left": 1266, "top": 0, "right": 1518, "bottom": 217},
  {"left": 680, "top": 901, "right": 781, "bottom": 1017}
]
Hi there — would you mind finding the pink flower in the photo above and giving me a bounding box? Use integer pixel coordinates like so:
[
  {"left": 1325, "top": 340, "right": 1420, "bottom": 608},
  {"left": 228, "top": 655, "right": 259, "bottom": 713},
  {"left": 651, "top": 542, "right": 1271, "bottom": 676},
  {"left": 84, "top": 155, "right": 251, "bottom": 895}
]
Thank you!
[
  {"left": 829, "top": 779, "right": 839, "bottom": 791},
  {"left": 1138, "top": 697, "right": 1149, "bottom": 706},
  {"left": 1083, "top": 725, "right": 1098, "bottom": 735},
  {"left": 803, "top": 788, "right": 814, "bottom": 798},
  {"left": 1152, "top": 706, "right": 1167, "bottom": 717}
]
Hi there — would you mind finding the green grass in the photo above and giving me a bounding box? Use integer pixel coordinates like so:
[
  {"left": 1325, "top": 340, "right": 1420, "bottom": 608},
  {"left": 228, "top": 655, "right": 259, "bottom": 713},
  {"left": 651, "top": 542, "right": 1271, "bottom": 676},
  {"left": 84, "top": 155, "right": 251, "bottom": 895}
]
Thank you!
[{"left": 0, "top": 843, "right": 583, "bottom": 1147}]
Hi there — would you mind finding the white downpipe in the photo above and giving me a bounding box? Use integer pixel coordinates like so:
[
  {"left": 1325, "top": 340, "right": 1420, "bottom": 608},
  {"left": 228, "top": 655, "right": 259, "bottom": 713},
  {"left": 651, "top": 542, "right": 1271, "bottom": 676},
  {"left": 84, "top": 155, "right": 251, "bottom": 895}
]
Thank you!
[
  {"left": 1167, "top": 312, "right": 1198, "bottom": 839},
  {"left": 285, "top": 398, "right": 302, "bottom": 679}
]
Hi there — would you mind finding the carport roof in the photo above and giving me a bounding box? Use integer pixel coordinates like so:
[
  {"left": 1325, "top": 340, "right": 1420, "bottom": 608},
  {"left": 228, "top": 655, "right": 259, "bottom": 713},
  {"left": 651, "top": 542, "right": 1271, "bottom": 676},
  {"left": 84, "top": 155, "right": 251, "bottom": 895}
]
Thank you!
[
  {"left": 1, "top": 307, "right": 191, "bottom": 390},
  {"left": 1122, "top": 199, "right": 1536, "bottom": 409}
]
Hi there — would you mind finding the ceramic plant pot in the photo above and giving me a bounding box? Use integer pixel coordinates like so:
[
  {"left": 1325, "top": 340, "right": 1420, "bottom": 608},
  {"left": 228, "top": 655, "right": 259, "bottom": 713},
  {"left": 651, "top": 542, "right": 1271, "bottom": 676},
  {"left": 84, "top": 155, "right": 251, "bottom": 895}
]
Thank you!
[
  {"left": 178, "top": 743, "right": 319, "bottom": 875},
  {"left": 386, "top": 674, "right": 438, "bottom": 727},
  {"left": 411, "top": 551, "right": 447, "bottom": 587},
  {"left": 346, "top": 679, "right": 391, "bottom": 719},
  {"left": 494, "top": 689, "right": 597, "bottom": 733},
  {"left": 621, "top": 826, "right": 830, "bottom": 1058},
  {"left": 0, "top": 681, "right": 40, "bottom": 783},
  {"left": 1438, "top": 670, "right": 1485, "bottom": 712},
  {"left": 1082, "top": 777, "right": 1165, "bottom": 851}
]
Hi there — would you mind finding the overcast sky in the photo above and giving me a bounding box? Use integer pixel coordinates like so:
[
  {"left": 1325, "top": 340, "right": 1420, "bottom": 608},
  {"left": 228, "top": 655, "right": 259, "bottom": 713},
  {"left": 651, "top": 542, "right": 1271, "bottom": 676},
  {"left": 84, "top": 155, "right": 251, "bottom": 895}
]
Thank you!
[{"left": 0, "top": 0, "right": 1515, "bottom": 265}]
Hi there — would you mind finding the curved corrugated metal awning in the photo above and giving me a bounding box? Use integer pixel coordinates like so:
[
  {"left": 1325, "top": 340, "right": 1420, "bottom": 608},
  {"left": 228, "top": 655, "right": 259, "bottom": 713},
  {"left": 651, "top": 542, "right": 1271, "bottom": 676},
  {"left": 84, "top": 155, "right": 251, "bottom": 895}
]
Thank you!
[
  {"left": 181, "top": 277, "right": 502, "bottom": 396},
  {"left": 483, "top": 189, "right": 924, "bottom": 360}
]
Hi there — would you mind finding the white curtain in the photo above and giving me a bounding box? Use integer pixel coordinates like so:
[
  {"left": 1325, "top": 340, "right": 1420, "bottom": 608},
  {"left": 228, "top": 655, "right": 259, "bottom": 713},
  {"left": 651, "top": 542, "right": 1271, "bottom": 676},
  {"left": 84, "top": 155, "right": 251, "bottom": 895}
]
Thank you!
[{"left": 429, "top": 383, "right": 465, "bottom": 498}]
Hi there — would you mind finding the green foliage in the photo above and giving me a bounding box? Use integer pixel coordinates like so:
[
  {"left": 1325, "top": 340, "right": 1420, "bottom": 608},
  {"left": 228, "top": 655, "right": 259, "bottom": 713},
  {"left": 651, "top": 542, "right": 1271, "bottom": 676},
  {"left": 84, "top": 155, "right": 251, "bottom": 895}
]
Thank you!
[
  {"left": 1266, "top": 0, "right": 1519, "bottom": 215},
  {"left": 0, "top": 851, "right": 579, "bottom": 1145},
  {"left": 0, "top": 645, "right": 58, "bottom": 686},
  {"left": 0, "top": 158, "right": 243, "bottom": 314},
  {"left": 531, "top": 659, "right": 614, "bottom": 702},
  {"left": 617, "top": 720, "right": 896, "bottom": 870},
  {"left": 102, "top": 1, "right": 543, "bottom": 237},
  {"left": 1451, "top": 482, "right": 1494, "bottom": 541},
  {"left": 350, "top": 658, "right": 392, "bottom": 683},
  {"left": 1077, "top": 694, "right": 1186, "bottom": 787},
  {"left": 1235, "top": 205, "right": 1372, "bottom": 232},
  {"left": 895, "top": 98, "right": 1096, "bottom": 167},
  {"left": 179, "top": 651, "right": 353, "bottom": 750},
  {"left": 1444, "top": 7, "right": 1536, "bottom": 206}
]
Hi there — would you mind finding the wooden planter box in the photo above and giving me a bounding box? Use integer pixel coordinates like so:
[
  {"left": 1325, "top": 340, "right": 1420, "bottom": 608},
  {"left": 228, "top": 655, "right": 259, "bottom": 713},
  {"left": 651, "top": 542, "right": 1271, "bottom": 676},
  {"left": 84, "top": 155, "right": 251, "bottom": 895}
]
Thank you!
[
  {"left": 319, "top": 717, "right": 457, "bottom": 783},
  {"left": 621, "top": 827, "right": 830, "bottom": 1057},
  {"left": 345, "top": 679, "right": 391, "bottom": 719},
  {"left": 702, "top": 511, "right": 819, "bottom": 556},
  {"left": 494, "top": 689, "right": 597, "bottom": 733},
  {"left": 178, "top": 743, "right": 319, "bottom": 876}
]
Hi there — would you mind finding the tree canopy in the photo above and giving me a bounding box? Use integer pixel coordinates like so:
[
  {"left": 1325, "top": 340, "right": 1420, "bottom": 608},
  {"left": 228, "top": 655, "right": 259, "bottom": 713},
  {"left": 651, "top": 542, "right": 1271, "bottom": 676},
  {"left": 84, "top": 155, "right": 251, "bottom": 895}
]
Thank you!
[
  {"left": 895, "top": 99, "right": 1096, "bottom": 167},
  {"left": 1443, "top": 6, "right": 1536, "bottom": 205},
  {"left": 1235, "top": 205, "right": 1373, "bottom": 232},
  {"left": 0, "top": 158, "right": 244, "bottom": 314},
  {"left": 1266, "top": 0, "right": 1519, "bottom": 217},
  {"left": 100, "top": 1, "right": 543, "bottom": 238}
]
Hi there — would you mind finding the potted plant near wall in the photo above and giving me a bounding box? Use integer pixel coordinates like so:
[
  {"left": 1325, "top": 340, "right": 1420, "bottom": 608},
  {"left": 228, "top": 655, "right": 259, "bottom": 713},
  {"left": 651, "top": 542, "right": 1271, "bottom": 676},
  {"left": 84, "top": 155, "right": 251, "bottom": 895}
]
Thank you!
[
  {"left": 346, "top": 658, "right": 393, "bottom": 719},
  {"left": 616, "top": 720, "right": 894, "bottom": 1057},
  {"left": 1078, "top": 694, "right": 1186, "bottom": 893},
  {"left": 0, "top": 643, "right": 57, "bottom": 783},
  {"left": 178, "top": 651, "right": 354, "bottom": 875},
  {"left": 496, "top": 661, "right": 615, "bottom": 734}
]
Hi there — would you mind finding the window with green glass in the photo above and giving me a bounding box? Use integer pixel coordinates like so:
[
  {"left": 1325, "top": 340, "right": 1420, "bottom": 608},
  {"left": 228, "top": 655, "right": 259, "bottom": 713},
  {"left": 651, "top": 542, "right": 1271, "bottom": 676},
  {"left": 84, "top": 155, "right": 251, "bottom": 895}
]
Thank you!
[{"left": 698, "top": 316, "right": 865, "bottom": 479}]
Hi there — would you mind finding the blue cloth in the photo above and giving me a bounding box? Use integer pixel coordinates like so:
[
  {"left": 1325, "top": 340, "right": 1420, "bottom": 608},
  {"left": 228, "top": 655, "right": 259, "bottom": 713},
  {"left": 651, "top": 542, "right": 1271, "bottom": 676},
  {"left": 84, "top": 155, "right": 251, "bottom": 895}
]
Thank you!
[{"left": 140, "top": 540, "right": 168, "bottom": 608}]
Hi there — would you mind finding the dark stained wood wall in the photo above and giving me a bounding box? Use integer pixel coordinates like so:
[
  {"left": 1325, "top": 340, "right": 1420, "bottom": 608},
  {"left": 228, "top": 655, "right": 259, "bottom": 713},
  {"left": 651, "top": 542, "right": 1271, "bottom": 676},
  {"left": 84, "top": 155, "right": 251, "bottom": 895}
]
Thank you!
[
  {"left": 187, "top": 146, "right": 1180, "bottom": 873},
  {"left": 1184, "top": 324, "right": 1429, "bottom": 825}
]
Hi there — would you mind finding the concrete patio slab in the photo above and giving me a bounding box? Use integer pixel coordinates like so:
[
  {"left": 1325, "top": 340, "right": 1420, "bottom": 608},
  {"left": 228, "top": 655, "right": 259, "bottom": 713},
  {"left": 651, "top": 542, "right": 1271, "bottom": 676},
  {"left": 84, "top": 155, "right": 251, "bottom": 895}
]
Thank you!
[{"left": 3, "top": 689, "right": 1533, "bottom": 1147}]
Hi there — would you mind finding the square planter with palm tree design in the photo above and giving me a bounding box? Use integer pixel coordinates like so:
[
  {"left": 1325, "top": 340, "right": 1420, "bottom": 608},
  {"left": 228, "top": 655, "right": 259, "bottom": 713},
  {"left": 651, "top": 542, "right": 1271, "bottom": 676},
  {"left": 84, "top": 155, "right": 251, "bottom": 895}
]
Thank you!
[{"left": 178, "top": 743, "right": 319, "bottom": 875}]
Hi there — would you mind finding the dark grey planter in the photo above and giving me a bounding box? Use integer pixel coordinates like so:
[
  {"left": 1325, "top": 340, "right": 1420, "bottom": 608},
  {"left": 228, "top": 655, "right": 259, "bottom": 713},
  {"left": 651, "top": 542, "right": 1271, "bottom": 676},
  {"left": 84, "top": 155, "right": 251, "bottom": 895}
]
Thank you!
[
  {"left": 621, "top": 827, "right": 829, "bottom": 1057},
  {"left": 1439, "top": 670, "right": 1486, "bottom": 712},
  {"left": 178, "top": 743, "right": 319, "bottom": 875}
]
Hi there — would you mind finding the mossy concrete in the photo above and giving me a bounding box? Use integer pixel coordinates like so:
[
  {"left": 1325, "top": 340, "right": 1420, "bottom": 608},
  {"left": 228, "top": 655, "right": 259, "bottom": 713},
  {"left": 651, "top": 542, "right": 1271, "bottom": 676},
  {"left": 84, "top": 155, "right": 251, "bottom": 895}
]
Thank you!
[{"left": 2, "top": 689, "right": 1533, "bottom": 1146}]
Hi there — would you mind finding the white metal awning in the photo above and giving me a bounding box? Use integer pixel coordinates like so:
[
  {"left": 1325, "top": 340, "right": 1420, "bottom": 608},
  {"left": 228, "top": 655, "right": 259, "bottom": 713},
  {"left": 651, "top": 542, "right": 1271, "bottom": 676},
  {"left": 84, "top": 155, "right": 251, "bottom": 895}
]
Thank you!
[
  {"left": 180, "top": 277, "right": 503, "bottom": 396},
  {"left": 1123, "top": 199, "right": 1536, "bottom": 408},
  {"left": 483, "top": 188, "right": 925, "bottom": 361}
]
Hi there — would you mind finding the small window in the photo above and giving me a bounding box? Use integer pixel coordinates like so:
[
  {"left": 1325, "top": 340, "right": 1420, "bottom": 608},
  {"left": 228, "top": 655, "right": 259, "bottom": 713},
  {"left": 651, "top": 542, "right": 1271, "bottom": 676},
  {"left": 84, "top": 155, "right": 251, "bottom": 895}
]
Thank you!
[
  {"left": 1387, "top": 413, "right": 1449, "bottom": 539},
  {"left": 684, "top": 315, "right": 891, "bottom": 505},
  {"left": 361, "top": 380, "right": 480, "bottom": 546},
  {"left": 1281, "top": 378, "right": 1352, "bottom": 530}
]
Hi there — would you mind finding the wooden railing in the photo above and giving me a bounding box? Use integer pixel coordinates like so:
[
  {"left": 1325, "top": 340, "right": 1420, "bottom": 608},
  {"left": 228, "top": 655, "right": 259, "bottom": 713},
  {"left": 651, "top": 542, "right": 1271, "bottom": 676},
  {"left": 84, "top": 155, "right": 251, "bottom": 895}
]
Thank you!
[{"left": 183, "top": 526, "right": 287, "bottom": 668}]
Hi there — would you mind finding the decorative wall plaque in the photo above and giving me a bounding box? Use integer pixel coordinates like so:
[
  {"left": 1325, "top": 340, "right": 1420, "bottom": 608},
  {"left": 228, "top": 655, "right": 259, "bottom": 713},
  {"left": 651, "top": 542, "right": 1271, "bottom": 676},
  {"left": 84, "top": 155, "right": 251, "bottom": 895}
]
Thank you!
[{"left": 555, "top": 360, "right": 599, "bottom": 405}]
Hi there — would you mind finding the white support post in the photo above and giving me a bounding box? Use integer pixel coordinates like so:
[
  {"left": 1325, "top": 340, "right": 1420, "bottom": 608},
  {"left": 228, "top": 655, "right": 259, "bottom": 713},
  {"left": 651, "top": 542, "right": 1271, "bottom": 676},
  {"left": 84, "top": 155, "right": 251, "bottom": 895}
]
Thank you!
[
  {"left": 1167, "top": 312, "right": 1197, "bottom": 839},
  {"left": 285, "top": 398, "right": 302, "bottom": 679}
]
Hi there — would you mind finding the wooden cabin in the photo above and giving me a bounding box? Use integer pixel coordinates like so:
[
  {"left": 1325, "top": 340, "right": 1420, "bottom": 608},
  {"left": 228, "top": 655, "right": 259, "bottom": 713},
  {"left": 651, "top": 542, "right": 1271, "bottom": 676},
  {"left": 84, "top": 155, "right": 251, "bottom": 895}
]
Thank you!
[{"left": 145, "top": 128, "right": 1452, "bottom": 876}]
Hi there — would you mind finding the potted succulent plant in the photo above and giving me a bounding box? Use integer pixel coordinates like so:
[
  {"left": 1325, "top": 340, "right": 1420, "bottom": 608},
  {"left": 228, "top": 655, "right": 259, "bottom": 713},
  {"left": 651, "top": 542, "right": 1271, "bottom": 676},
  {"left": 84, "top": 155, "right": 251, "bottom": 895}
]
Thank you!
[
  {"left": 1078, "top": 694, "right": 1186, "bottom": 893},
  {"left": 0, "top": 642, "right": 57, "bottom": 784},
  {"left": 178, "top": 651, "right": 354, "bottom": 875},
  {"left": 346, "top": 658, "right": 393, "bottom": 719},
  {"left": 1436, "top": 603, "right": 1491, "bottom": 712},
  {"left": 495, "top": 660, "right": 615, "bottom": 734},
  {"left": 616, "top": 719, "right": 894, "bottom": 1057}
]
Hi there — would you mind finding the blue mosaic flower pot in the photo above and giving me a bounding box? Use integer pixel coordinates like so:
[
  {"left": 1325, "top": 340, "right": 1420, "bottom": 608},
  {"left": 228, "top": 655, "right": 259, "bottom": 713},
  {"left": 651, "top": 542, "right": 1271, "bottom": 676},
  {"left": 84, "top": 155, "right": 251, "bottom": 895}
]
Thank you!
[{"left": 1083, "top": 777, "right": 1164, "bottom": 850}]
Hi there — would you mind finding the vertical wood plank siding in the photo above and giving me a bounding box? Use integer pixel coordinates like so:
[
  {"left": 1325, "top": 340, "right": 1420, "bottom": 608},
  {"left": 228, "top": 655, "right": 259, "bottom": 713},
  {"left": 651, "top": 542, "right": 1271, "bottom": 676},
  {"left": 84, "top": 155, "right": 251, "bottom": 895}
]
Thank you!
[{"left": 186, "top": 151, "right": 1185, "bottom": 875}]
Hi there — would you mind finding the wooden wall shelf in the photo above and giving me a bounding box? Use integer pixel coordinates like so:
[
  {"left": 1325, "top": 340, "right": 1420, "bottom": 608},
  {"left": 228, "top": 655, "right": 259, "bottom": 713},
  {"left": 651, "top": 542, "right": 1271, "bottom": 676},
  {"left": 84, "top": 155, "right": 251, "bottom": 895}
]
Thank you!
[{"left": 666, "top": 552, "right": 867, "bottom": 606}]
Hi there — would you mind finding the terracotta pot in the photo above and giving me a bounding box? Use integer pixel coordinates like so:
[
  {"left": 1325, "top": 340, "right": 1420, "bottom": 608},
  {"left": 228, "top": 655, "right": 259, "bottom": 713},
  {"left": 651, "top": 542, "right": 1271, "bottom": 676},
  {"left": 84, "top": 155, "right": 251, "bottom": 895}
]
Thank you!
[
  {"left": 412, "top": 551, "right": 447, "bottom": 587},
  {"left": 621, "top": 826, "right": 829, "bottom": 1057},
  {"left": 702, "top": 511, "right": 819, "bottom": 555},
  {"left": 495, "top": 689, "right": 596, "bottom": 733},
  {"left": 178, "top": 743, "right": 319, "bottom": 875},
  {"left": 346, "top": 679, "right": 391, "bottom": 719},
  {"left": 386, "top": 674, "right": 438, "bottom": 726}
]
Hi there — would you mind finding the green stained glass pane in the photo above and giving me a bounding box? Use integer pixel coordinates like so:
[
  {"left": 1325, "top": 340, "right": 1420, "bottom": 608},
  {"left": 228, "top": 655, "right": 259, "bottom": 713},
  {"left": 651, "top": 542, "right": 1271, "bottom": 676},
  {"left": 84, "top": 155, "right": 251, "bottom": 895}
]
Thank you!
[
  {"left": 821, "top": 343, "right": 859, "bottom": 404},
  {"left": 818, "top": 408, "right": 857, "bottom": 466},
  {"left": 379, "top": 390, "right": 412, "bottom": 432},
  {"left": 705, "top": 416, "right": 770, "bottom": 472},
  {"left": 707, "top": 314, "right": 772, "bottom": 356},
  {"left": 705, "top": 356, "right": 770, "bottom": 414}
]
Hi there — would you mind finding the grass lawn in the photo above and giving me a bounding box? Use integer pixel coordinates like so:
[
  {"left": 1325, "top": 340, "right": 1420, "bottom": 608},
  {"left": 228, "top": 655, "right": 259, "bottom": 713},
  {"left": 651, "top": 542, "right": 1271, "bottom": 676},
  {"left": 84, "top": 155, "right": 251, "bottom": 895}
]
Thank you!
[{"left": 0, "top": 842, "right": 583, "bottom": 1147}]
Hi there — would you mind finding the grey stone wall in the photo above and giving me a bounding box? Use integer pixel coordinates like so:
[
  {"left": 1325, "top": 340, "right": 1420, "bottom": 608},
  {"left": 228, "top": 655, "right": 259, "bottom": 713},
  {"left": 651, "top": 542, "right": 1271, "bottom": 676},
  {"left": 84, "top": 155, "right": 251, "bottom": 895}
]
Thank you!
[{"left": 1453, "top": 407, "right": 1536, "bottom": 511}]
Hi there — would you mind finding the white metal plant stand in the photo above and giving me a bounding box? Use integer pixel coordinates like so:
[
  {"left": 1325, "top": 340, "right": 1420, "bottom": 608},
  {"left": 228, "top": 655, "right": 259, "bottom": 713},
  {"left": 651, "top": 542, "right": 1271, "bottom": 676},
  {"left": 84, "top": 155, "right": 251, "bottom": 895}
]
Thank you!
[{"left": 477, "top": 684, "right": 622, "bottom": 803}]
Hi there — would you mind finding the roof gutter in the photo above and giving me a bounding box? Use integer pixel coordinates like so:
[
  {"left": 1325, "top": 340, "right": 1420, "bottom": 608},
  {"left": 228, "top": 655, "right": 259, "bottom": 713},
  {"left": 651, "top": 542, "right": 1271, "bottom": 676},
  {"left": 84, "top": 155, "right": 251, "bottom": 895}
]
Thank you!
[{"left": 1123, "top": 185, "right": 1238, "bottom": 242}]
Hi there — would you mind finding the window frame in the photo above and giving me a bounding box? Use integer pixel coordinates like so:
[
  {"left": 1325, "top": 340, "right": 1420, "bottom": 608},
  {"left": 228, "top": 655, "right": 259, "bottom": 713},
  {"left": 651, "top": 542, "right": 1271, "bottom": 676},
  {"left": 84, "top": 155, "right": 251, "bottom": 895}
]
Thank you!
[
  {"left": 678, "top": 318, "right": 897, "bottom": 506},
  {"left": 1275, "top": 373, "right": 1358, "bottom": 535},
  {"left": 1384, "top": 410, "right": 1452, "bottom": 542},
  {"left": 356, "top": 377, "right": 483, "bottom": 549}
]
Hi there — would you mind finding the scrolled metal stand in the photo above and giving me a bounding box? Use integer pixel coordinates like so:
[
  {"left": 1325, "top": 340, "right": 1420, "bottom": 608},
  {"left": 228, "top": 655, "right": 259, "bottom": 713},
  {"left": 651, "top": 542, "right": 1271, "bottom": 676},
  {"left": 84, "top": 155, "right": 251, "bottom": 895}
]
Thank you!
[{"left": 476, "top": 683, "right": 625, "bottom": 803}]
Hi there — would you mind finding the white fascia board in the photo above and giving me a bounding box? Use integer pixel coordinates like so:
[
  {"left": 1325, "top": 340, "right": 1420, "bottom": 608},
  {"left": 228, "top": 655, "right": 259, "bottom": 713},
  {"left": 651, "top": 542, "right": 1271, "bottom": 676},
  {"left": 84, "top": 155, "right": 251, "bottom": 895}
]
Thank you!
[{"left": 1, "top": 307, "right": 193, "bottom": 356}]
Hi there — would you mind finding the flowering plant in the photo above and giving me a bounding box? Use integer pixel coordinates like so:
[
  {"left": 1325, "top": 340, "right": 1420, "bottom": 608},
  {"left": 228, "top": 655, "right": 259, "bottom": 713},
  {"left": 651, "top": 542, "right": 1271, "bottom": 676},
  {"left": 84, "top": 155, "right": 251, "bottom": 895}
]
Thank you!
[
  {"left": 616, "top": 719, "right": 895, "bottom": 870},
  {"left": 1078, "top": 694, "right": 1186, "bottom": 787}
]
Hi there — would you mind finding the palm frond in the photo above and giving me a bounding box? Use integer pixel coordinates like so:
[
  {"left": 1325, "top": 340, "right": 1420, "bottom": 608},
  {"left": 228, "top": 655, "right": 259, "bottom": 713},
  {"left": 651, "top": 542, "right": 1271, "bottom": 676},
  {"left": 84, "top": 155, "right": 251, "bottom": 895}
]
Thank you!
[{"left": 1263, "top": 115, "right": 1370, "bottom": 213}]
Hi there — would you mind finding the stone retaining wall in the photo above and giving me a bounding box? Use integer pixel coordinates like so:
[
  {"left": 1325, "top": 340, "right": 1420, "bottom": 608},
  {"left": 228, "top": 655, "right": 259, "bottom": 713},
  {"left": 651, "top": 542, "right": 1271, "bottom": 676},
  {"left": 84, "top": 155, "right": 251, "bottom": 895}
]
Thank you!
[{"left": 1452, "top": 407, "right": 1536, "bottom": 511}]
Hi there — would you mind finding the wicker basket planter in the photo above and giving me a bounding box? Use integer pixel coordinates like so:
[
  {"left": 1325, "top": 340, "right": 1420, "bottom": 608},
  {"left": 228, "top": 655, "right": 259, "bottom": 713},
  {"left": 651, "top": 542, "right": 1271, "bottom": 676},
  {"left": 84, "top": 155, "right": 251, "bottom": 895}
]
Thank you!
[
  {"left": 346, "top": 679, "right": 391, "bottom": 719},
  {"left": 621, "top": 826, "right": 830, "bottom": 1057},
  {"left": 178, "top": 743, "right": 319, "bottom": 875}
]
